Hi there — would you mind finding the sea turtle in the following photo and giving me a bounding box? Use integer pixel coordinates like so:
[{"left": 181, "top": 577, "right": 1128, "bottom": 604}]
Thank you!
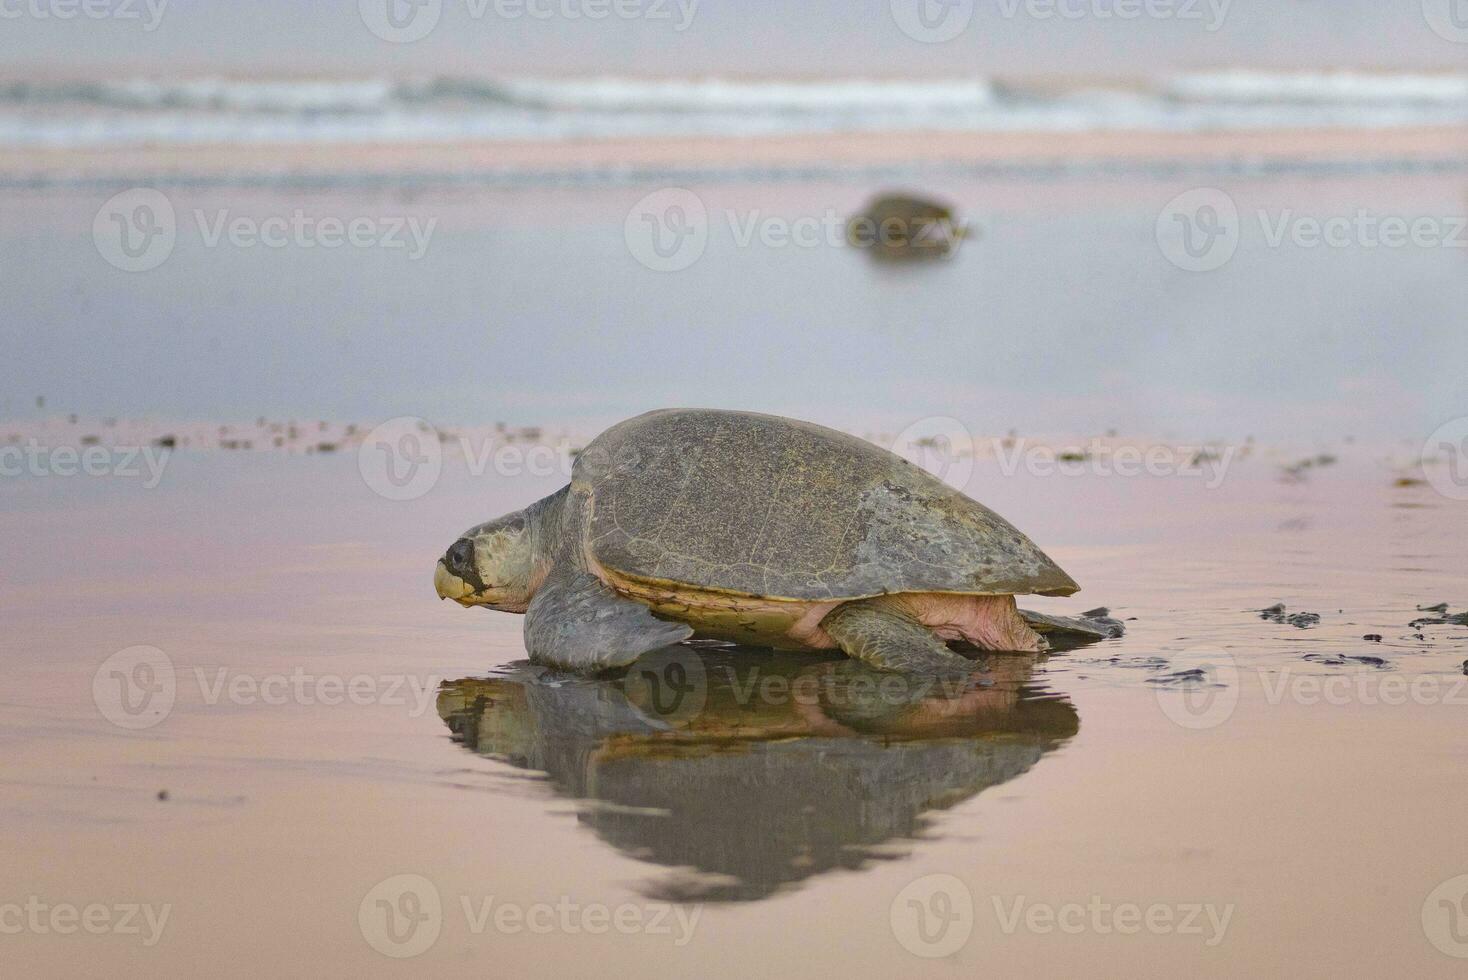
[
  {"left": 846, "top": 193, "right": 970, "bottom": 259},
  {"left": 435, "top": 409, "right": 1119, "bottom": 674}
]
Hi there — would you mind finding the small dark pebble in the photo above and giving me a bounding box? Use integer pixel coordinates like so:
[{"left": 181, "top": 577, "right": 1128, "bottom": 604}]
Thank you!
[
  {"left": 157, "top": 790, "right": 169, "bottom": 801},
  {"left": 1261, "top": 603, "right": 1286, "bottom": 617},
  {"left": 1363, "top": 634, "right": 1383, "bottom": 642},
  {"left": 1462, "top": 660, "right": 1468, "bottom": 676},
  {"left": 1418, "top": 602, "right": 1449, "bottom": 613},
  {"left": 1082, "top": 607, "right": 1110, "bottom": 618}
]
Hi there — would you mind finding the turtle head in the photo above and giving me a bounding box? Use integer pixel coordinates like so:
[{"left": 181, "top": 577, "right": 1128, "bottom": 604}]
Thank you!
[{"left": 435, "top": 512, "right": 538, "bottom": 613}]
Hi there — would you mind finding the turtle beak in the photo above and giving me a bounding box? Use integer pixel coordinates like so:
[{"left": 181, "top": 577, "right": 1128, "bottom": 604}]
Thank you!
[
  {"left": 435, "top": 536, "right": 484, "bottom": 605},
  {"left": 435, "top": 561, "right": 477, "bottom": 604}
]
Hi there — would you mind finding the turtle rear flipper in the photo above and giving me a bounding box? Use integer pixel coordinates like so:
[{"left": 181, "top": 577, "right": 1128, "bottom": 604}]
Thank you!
[
  {"left": 821, "top": 599, "right": 973, "bottom": 675},
  {"left": 525, "top": 571, "right": 693, "bottom": 673},
  {"left": 1018, "top": 609, "right": 1125, "bottom": 647}
]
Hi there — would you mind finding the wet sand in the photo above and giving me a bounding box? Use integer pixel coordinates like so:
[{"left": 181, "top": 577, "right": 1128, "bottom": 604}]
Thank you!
[
  {"left": 3, "top": 444, "right": 1467, "bottom": 976},
  {"left": 6, "top": 125, "right": 1466, "bottom": 185}
]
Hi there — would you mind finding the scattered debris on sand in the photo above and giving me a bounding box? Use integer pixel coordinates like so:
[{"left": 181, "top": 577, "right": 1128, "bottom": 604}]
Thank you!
[
  {"left": 1280, "top": 454, "right": 1338, "bottom": 481},
  {"left": 1259, "top": 604, "right": 1320, "bottom": 629},
  {"left": 1303, "top": 653, "right": 1389, "bottom": 668},
  {"left": 1410, "top": 611, "right": 1468, "bottom": 629}
]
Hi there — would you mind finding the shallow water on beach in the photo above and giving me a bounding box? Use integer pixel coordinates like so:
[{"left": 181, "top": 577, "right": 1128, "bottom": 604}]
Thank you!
[{"left": 4, "top": 443, "right": 1468, "bottom": 977}]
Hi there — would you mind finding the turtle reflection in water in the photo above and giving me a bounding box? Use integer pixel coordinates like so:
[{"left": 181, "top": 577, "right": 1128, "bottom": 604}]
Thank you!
[{"left": 437, "top": 647, "right": 1077, "bottom": 902}]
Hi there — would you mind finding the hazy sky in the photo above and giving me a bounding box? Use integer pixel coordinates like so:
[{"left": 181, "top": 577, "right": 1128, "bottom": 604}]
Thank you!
[{"left": 1, "top": 0, "right": 1463, "bottom": 77}]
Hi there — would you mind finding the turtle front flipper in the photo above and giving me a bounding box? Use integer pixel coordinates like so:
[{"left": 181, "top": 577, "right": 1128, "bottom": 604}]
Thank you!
[
  {"left": 524, "top": 571, "right": 693, "bottom": 673},
  {"left": 821, "top": 598, "right": 974, "bottom": 675}
]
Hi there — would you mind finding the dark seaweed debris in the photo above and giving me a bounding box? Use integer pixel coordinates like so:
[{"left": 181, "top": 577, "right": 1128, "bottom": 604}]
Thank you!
[
  {"left": 1146, "top": 669, "right": 1218, "bottom": 685},
  {"left": 1302, "top": 653, "right": 1389, "bottom": 669},
  {"left": 1259, "top": 604, "right": 1320, "bottom": 629},
  {"left": 1409, "top": 612, "right": 1468, "bottom": 629}
]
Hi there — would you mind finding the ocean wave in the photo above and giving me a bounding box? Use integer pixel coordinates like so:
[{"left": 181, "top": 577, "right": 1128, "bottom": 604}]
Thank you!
[
  {"left": 0, "top": 72, "right": 1464, "bottom": 149},
  {"left": 0, "top": 75, "right": 999, "bottom": 114},
  {"left": 1165, "top": 71, "right": 1468, "bottom": 105}
]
